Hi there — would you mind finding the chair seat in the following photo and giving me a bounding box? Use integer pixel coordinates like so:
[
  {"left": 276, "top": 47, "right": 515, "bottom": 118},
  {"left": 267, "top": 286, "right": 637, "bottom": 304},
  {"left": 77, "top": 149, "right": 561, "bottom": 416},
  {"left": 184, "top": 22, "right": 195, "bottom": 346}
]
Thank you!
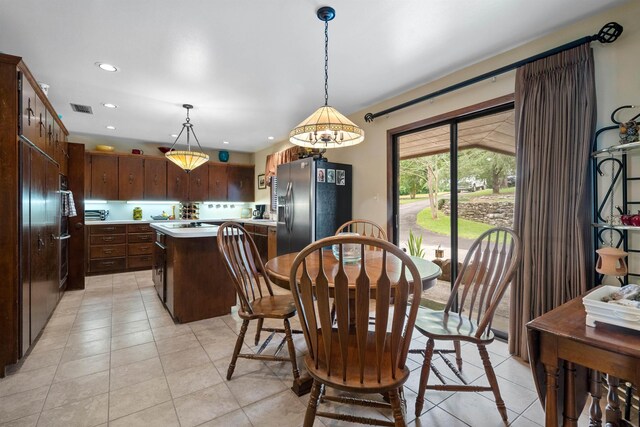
[
  {"left": 241, "top": 295, "right": 297, "bottom": 319},
  {"left": 414, "top": 307, "right": 494, "bottom": 343},
  {"left": 305, "top": 328, "right": 410, "bottom": 393}
]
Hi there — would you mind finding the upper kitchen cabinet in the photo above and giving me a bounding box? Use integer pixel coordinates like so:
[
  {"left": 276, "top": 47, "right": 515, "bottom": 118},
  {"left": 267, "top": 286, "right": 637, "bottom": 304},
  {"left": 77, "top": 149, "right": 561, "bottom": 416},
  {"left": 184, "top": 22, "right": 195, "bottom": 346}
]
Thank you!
[
  {"left": 144, "top": 158, "right": 167, "bottom": 200},
  {"left": 118, "top": 156, "right": 144, "bottom": 200},
  {"left": 167, "top": 162, "right": 190, "bottom": 201},
  {"left": 89, "top": 154, "right": 119, "bottom": 200},
  {"left": 208, "top": 164, "right": 228, "bottom": 200},
  {"left": 33, "top": 94, "right": 49, "bottom": 155},
  {"left": 19, "top": 75, "right": 38, "bottom": 147},
  {"left": 227, "top": 165, "right": 254, "bottom": 202},
  {"left": 188, "top": 164, "right": 209, "bottom": 201}
]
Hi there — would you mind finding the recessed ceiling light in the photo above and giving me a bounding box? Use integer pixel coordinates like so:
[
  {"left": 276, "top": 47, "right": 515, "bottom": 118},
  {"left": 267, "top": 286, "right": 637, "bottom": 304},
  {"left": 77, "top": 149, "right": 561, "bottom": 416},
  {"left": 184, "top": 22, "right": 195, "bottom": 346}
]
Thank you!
[
  {"left": 102, "top": 103, "right": 118, "bottom": 109},
  {"left": 95, "top": 62, "right": 118, "bottom": 72},
  {"left": 170, "top": 134, "right": 179, "bottom": 138},
  {"left": 223, "top": 141, "right": 229, "bottom": 144},
  {"left": 106, "top": 125, "right": 116, "bottom": 130},
  {"left": 268, "top": 136, "right": 275, "bottom": 140}
]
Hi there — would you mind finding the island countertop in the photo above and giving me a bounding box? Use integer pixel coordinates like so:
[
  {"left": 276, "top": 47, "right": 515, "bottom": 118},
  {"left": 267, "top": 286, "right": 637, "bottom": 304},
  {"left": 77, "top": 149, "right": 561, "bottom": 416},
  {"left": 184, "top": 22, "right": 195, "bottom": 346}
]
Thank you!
[{"left": 150, "top": 222, "right": 220, "bottom": 238}]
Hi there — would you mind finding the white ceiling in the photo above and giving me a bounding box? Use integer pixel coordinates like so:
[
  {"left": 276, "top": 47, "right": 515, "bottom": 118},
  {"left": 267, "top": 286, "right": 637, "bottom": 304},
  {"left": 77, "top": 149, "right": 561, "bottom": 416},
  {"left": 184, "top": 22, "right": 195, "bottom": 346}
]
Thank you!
[{"left": 0, "top": 0, "right": 626, "bottom": 152}]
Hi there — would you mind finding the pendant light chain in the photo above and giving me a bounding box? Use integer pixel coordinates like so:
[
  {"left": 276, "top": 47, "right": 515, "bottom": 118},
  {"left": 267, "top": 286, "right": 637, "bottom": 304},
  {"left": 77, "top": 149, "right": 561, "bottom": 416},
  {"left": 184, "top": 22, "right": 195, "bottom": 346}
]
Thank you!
[{"left": 324, "top": 19, "right": 329, "bottom": 107}]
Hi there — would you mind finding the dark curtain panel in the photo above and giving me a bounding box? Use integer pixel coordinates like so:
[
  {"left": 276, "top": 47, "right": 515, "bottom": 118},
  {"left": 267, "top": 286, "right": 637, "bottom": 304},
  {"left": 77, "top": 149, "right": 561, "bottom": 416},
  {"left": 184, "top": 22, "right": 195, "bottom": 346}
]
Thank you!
[{"left": 509, "top": 44, "right": 596, "bottom": 360}]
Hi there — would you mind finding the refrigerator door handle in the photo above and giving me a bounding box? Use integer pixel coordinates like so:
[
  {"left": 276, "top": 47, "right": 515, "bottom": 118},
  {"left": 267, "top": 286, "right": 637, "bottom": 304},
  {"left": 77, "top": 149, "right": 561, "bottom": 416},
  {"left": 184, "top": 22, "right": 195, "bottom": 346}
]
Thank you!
[
  {"left": 283, "top": 181, "right": 290, "bottom": 231},
  {"left": 286, "top": 181, "right": 293, "bottom": 233},
  {"left": 289, "top": 183, "right": 294, "bottom": 232}
]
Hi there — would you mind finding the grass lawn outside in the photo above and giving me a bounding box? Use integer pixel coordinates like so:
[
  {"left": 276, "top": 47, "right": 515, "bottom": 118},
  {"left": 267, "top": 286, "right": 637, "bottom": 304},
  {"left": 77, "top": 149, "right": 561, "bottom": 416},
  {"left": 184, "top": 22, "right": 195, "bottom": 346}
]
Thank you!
[
  {"left": 458, "top": 186, "right": 515, "bottom": 200},
  {"left": 416, "top": 207, "right": 493, "bottom": 240},
  {"left": 399, "top": 194, "right": 430, "bottom": 205}
]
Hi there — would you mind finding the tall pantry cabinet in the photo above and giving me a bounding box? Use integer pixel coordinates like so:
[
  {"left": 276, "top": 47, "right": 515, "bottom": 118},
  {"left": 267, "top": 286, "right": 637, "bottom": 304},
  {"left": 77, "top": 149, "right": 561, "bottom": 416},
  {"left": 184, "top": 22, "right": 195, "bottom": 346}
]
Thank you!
[{"left": 0, "top": 53, "right": 69, "bottom": 376}]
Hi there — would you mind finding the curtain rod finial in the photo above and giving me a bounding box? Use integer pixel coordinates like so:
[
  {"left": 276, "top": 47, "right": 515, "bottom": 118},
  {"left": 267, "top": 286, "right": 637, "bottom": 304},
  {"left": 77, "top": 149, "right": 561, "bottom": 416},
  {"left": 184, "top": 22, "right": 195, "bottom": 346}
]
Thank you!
[
  {"left": 595, "top": 22, "right": 623, "bottom": 44},
  {"left": 364, "top": 113, "right": 374, "bottom": 123}
]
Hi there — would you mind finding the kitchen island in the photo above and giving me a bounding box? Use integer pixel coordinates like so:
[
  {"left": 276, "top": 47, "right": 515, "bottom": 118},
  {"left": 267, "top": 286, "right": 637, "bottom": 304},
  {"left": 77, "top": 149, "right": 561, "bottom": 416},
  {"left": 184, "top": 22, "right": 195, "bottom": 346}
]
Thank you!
[{"left": 151, "top": 222, "right": 236, "bottom": 323}]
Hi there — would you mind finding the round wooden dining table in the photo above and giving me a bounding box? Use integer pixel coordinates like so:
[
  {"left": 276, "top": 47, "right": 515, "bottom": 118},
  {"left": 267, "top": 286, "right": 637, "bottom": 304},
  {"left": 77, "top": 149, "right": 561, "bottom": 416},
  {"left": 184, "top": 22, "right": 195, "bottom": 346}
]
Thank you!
[
  {"left": 265, "top": 248, "right": 442, "bottom": 293},
  {"left": 264, "top": 248, "right": 441, "bottom": 396}
]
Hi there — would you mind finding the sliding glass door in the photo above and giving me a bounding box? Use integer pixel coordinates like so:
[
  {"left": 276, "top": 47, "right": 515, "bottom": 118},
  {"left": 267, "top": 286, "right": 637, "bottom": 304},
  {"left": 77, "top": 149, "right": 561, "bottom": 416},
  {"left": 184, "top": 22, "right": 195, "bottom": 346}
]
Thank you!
[{"left": 394, "top": 103, "right": 515, "bottom": 336}]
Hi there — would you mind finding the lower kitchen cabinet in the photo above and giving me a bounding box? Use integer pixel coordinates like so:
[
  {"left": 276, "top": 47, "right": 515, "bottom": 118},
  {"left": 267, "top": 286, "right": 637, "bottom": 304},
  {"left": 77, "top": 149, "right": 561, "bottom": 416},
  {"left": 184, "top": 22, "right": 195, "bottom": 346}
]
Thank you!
[
  {"left": 243, "top": 224, "right": 275, "bottom": 264},
  {"left": 86, "top": 223, "right": 154, "bottom": 274}
]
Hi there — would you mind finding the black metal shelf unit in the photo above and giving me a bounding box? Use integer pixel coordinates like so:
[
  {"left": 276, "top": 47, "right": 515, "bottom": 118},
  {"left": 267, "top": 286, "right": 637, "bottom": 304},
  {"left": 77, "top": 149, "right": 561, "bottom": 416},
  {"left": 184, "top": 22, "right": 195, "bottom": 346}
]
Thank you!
[{"left": 592, "top": 106, "right": 640, "bottom": 285}]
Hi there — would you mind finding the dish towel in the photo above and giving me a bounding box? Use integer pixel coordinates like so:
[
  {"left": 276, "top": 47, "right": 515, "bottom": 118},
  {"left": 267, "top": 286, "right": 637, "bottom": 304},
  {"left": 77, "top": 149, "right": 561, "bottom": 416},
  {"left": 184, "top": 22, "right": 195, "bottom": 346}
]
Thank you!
[{"left": 63, "top": 191, "right": 77, "bottom": 217}]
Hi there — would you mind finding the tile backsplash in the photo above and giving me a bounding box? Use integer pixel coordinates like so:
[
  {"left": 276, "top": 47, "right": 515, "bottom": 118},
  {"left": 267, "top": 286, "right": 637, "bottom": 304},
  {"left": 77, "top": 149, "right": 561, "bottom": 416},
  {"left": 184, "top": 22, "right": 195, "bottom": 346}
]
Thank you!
[{"left": 85, "top": 201, "right": 254, "bottom": 221}]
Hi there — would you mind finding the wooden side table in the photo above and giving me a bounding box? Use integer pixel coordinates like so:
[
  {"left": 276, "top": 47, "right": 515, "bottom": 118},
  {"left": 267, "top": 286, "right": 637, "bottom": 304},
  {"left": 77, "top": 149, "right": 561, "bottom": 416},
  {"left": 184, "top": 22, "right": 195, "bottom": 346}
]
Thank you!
[{"left": 527, "top": 290, "right": 640, "bottom": 426}]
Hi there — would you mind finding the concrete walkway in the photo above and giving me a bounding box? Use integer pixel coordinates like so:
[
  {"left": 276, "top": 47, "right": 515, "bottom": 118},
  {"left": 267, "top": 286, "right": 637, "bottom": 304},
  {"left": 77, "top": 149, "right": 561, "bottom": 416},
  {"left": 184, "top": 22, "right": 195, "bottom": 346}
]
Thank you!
[{"left": 398, "top": 197, "right": 474, "bottom": 259}]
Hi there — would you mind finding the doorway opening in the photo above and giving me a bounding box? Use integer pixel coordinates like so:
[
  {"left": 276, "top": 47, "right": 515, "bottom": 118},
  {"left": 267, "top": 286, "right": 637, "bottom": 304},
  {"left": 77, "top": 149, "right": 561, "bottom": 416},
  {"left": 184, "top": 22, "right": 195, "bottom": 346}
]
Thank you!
[{"left": 392, "top": 99, "right": 516, "bottom": 336}]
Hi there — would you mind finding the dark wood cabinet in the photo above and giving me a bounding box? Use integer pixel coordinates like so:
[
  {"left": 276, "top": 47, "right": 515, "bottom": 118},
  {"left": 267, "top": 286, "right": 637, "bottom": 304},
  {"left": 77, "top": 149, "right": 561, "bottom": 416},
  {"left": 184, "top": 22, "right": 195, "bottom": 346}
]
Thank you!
[
  {"left": 90, "top": 154, "right": 119, "bottom": 200},
  {"left": 19, "top": 75, "right": 38, "bottom": 147},
  {"left": 144, "top": 158, "right": 167, "bottom": 200},
  {"left": 167, "top": 162, "right": 189, "bottom": 201},
  {"left": 268, "top": 227, "right": 277, "bottom": 261},
  {"left": 244, "top": 223, "right": 272, "bottom": 264},
  {"left": 86, "top": 223, "right": 154, "bottom": 274},
  {"left": 118, "top": 156, "right": 144, "bottom": 200},
  {"left": 188, "top": 165, "right": 209, "bottom": 201},
  {"left": 84, "top": 153, "right": 91, "bottom": 197},
  {"left": 209, "top": 164, "right": 228, "bottom": 200},
  {"left": 2, "top": 54, "right": 70, "bottom": 374},
  {"left": 228, "top": 165, "right": 254, "bottom": 202},
  {"left": 34, "top": 95, "right": 48, "bottom": 155}
]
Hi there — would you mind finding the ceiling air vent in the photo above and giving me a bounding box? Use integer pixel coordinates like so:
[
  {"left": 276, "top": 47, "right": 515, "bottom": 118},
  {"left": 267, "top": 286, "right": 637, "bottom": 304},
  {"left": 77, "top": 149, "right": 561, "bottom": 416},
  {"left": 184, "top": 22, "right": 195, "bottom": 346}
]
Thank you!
[{"left": 70, "top": 103, "right": 93, "bottom": 114}]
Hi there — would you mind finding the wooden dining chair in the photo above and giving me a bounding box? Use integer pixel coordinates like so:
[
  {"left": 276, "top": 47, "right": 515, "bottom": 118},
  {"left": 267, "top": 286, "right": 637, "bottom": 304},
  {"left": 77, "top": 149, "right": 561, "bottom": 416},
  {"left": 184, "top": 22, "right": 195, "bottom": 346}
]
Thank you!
[
  {"left": 217, "top": 222, "right": 302, "bottom": 382},
  {"left": 290, "top": 235, "right": 423, "bottom": 427},
  {"left": 336, "top": 219, "right": 388, "bottom": 241},
  {"left": 411, "top": 227, "right": 521, "bottom": 422}
]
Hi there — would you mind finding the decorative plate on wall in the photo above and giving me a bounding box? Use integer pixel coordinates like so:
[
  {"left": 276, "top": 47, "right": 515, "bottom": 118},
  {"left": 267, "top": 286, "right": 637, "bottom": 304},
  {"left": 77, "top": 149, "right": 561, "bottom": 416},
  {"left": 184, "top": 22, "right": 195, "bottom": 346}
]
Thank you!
[{"left": 218, "top": 150, "right": 229, "bottom": 162}]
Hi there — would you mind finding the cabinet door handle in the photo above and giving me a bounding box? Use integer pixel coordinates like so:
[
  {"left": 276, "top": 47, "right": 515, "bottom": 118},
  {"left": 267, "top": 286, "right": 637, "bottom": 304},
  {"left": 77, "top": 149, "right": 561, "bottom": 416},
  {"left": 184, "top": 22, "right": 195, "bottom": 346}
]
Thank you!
[
  {"left": 102, "top": 261, "right": 115, "bottom": 266},
  {"left": 140, "top": 256, "right": 151, "bottom": 261},
  {"left": 138, "top": 235, "right": 150, "bottom": 241},
  {"left": 102, "top": 173, "right": 107, "bottom": 183},
  {"left": 176, "top": 177, "right": 180, "bottom": 185},
  {"left": 48, "top": 124, "right": 52, "bottom": 140},
  {"left": 103, "top": 249, "right": 113, "bottom": 254},
  {"left": 153, "top": 174, "right": 158, "bottom": 185},
  {"left": 104, "top": 227, "right": 115, "bottom": 231},
  {"left": 39, "top": 113, "right": 44, "bottom": 136},
  {"left": 102, "top": 236, "right": 115, "bottom": 241},
  {"left": 196, "top": 178, "right": 201, "bottom": 186},
  {"left": 26, "top": 98, "right": 33, "bottom": 125},
  {"left": 140, "top": 246, "right": 150, "bottom": 250},
  {"left": 129, "top": 173, "right": 134, "bottom": 184}
]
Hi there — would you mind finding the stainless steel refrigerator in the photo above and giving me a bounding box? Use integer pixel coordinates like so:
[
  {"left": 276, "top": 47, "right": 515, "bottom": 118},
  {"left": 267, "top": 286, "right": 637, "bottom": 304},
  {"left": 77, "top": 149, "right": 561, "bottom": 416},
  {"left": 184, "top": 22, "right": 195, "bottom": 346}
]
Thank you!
[{"left": 277, "top": 157, "right": 352, "bottom": 255}]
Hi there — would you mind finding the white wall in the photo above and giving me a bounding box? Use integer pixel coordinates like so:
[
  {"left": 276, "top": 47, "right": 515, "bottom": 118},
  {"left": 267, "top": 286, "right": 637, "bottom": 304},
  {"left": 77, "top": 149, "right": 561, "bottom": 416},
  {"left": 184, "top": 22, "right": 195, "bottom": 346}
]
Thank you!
[{"left": 255, "top": 1, "right": 640, "bottom": 237}]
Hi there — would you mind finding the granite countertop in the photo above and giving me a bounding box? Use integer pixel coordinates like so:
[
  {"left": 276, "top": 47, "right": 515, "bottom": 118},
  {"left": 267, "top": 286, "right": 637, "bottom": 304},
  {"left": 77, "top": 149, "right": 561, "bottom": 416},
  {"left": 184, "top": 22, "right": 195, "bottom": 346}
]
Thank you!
[
  {"left": 86, "top": 218, "right": 277, "bottom": 227},
  {"left": 150, "top": 222, "right": 220, "bottom": 238}
]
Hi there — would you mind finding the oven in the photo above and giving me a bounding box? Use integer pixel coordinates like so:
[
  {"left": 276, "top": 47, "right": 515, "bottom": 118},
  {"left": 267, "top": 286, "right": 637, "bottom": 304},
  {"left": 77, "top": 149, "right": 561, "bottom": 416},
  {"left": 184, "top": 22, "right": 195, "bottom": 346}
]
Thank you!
[{"left": 58, "top": 175, "right": 71, "bottom": 290}]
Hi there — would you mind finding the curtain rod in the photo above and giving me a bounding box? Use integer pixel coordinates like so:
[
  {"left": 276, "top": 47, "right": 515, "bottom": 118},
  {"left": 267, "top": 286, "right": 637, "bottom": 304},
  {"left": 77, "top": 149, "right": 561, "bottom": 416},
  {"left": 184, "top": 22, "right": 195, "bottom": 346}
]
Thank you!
[{"left": 364, "top": 22, "right": 623, "bottom": 123}]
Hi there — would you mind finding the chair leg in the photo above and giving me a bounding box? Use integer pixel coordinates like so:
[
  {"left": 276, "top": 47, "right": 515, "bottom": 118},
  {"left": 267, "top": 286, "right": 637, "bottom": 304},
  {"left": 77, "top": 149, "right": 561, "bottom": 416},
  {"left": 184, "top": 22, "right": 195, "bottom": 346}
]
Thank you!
[
  {"left": 454, "top": 340, "right": 463, "bottom": 371},
  {"left": 254, "top": 318, "right": 264, "bottom": 346},
  {"left": 478, "top": 344, "right": 508, "bottom": 423},
  {"left": 388, "top": 388, "right": 407, "bottom": 427},
  {"left": 283, "top": 318, "right": 300, "bottom": 380},
  {"left": 303, "top": 380, "right": 322, "bottom": 427},
  {"left": 227, "top": 319, "right": 249, "bottom": 380},
  {"left": 415, "top": 338, "right": 435, "bottom": 417}
]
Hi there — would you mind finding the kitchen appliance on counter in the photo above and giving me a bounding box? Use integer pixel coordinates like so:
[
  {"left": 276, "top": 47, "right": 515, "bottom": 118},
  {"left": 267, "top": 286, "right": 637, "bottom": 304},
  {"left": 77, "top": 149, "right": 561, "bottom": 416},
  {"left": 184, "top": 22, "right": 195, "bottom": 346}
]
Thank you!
[
  {"left": 277, "top": 157, "right": 352, "bottom": 255},
  {"left": 85, "top": 209, "right": 109, "bottom": 221},
  {"left": 253, "top": 204, "right": 266, "bottom": 219}
]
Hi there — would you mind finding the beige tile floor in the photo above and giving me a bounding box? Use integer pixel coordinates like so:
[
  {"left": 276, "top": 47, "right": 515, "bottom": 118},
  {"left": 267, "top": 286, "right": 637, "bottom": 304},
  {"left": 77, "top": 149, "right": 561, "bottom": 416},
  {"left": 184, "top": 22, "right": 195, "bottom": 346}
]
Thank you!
[{"left": 0, "top": 270, "right": 583, "bottom": 426}]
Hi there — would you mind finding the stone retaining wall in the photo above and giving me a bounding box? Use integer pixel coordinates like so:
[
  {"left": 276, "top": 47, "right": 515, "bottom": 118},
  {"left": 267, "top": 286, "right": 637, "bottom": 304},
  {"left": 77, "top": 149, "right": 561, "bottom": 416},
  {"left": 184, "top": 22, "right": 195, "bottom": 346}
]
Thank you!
[{"left": 441, "top": 200, "right": 514, "bottom": 228}]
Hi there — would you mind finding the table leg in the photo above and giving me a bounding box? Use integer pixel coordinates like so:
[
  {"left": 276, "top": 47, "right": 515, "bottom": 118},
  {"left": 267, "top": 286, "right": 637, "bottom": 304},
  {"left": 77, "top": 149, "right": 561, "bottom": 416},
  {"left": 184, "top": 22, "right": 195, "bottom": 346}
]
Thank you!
[
  {"left": 605, "top": 375, "right": 621, "bottom": 426},
  {"left": 589, "top": 370, "right": 602, "bottom": 427},
  {"left": 563, "top": 361, "right": 578, "bottom": 427},
  {"left": 545, "top": 364, "right": 559, "bottom": 427}
]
